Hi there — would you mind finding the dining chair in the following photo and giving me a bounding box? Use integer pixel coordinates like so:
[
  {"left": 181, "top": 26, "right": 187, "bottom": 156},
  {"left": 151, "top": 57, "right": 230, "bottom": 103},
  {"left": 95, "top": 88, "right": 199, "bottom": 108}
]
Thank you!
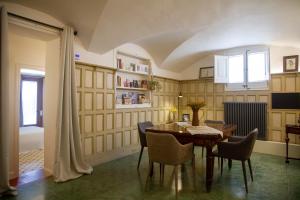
[
  {"left": 213, "top": 128, "right": 258, "bottom": 193},
  {"left": 146, "top": 132, "right": 195, "bottom": 197},
  {"left": 203, "top": 120, "right": 225, "bottom": 157},
  {"left": 137, "top": 121, "right": 154, "bottom": 169}
]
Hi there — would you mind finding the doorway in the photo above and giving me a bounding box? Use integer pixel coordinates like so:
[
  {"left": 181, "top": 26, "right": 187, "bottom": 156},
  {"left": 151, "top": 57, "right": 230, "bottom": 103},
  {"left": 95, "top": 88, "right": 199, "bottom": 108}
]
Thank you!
[{"left": 19, "top": 68, "right": 45, "bottom": 176}]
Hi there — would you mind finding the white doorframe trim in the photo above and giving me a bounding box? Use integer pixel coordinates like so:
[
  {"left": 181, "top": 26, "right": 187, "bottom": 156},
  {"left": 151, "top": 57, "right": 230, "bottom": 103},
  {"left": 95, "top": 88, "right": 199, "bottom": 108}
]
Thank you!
[{"left": 11, "top": 64, "right": 45, "bottom": 179}]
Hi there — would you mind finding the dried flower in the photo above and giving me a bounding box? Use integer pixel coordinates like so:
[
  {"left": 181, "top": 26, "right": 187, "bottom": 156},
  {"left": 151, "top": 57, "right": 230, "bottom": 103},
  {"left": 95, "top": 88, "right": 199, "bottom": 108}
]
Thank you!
[{"left": 187, "top": 102, "right": 206, "bottom": 110}]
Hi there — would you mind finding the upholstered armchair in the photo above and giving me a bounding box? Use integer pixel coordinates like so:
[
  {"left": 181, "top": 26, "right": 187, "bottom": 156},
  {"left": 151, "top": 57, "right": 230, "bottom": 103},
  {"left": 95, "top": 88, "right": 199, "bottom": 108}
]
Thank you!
[
  {"left": 146, "top": 132, "right": 195, "bottom": 197},
  {"left": 137, "top": 121, "right": 153, "bottom": 169},
  {"left": 213, "top": 128, "right": 258, "bottom": 193}
]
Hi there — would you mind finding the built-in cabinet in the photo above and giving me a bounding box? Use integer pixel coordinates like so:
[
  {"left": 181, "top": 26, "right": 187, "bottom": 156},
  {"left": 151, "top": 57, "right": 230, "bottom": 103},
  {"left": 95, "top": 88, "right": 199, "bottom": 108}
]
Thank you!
[{"left": 115, "top": 51, "right": 152, "bottom": 109}]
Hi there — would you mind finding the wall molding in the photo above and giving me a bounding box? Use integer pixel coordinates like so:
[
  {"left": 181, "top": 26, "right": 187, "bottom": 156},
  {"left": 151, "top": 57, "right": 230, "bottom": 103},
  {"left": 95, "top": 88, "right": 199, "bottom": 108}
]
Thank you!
[{"left": 254, "top": 140, "right": 300, "bottom": 158}]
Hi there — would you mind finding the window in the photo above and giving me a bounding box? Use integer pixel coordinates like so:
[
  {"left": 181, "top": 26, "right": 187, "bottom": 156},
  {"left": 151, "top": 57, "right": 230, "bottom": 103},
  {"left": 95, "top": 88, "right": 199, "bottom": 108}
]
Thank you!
[{"left": 214, "top": 47, "right": 269, "bottom": 90}]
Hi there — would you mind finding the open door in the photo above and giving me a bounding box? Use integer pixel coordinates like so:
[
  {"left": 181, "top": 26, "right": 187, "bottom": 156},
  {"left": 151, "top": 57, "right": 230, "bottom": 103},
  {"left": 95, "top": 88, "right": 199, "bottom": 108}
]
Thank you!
[{"left": 20, "top": 75, "right": 44, "bottom": 127}]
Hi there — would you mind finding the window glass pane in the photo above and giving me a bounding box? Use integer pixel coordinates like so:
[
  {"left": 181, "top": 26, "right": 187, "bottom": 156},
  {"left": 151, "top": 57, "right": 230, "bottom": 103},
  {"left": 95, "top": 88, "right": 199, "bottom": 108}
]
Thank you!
[
  {"left": 22, "top": 81, "right": 37, "bottom": 125},
  {"left": 248, "top": 52, "right": 266, "bottom": 82},
  {"left": 228, "top": 55, "right": 244, "bottom": 83}
]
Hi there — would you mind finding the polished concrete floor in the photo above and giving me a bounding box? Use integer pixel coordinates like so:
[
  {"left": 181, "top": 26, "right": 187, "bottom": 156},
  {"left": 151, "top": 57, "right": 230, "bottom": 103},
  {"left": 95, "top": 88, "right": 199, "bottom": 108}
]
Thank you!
[{"left": 2, "top": 148, "right": 300, "bottom": 200}]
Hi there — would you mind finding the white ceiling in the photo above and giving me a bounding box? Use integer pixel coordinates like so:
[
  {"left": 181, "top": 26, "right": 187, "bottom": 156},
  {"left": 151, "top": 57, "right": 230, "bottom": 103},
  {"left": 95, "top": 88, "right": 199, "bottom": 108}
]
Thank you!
[{"left": 8, "top": 0, "right": 300, "bottom": 72}]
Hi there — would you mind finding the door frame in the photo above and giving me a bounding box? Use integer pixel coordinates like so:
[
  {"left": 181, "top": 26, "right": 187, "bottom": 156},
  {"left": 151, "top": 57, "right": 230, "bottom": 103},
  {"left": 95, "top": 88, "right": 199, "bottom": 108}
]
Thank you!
[{"left": 13, "top": 64, "right": 45, "bottom": 178}]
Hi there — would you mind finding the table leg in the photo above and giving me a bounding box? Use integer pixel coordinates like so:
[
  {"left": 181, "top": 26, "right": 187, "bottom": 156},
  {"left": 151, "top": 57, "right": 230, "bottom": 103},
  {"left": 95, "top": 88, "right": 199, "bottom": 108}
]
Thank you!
[
  {"left": 285, "top": 134, "right": 290, "bottom": 164},
  {"left": 206, "top": 146, "right": 214, "bottom": 192}
]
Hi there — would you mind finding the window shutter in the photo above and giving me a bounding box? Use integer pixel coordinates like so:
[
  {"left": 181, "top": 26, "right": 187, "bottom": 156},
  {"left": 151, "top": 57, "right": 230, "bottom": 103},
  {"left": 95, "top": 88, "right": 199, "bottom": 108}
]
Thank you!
[{"left": 214, "top": 55, "right": 228, "bottom": 83}]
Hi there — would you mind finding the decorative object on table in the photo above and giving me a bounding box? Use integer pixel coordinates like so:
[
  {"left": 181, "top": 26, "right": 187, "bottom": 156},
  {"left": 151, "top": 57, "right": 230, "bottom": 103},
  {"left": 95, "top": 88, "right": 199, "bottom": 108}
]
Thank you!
[
  {"left": 187, "top": 101, "right": 206, "bottom": 126},
  {"left": 148, "top": 76, "right": 161, "bottom": 91},
  {"left": 169, "top": 107, "right": 177, "bottom": 122},
  {"left": 182, "top": 114, "right": 190, "bottom": 122},
  {"left": 283, "top": 55, "right": 298, "bottom": 72},
  {"left": 177, "top": 92, "right": 183, "bottom": 120},
  {"left": 199, "top": 66, "right": 214, "bottom": 78}
]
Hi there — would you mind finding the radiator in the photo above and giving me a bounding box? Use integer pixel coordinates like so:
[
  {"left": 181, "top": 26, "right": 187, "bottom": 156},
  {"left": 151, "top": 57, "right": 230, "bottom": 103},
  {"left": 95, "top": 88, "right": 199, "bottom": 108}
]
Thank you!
[{"left": 224, "top": 102, "right": 267, "bottom": 140}]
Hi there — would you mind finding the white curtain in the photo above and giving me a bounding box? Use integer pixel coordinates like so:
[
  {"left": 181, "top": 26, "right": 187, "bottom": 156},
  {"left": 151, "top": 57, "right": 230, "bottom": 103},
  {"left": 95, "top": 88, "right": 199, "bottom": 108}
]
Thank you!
[
  {"left": 0, "top": 6, "right": 17, "bottom": 197},
  {"left": 54, "top": 26, "right": 92, "bottom": 182}
]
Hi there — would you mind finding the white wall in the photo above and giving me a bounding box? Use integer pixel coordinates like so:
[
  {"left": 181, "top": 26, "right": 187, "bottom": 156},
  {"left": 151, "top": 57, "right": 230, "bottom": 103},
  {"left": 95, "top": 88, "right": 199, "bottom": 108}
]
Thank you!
[
  {"left": 270, "top": 46, "right": 300, "bottom": 74},
  {"left": 181, "top": 45, "right": 300, "bottom": 80},
  {"left": 44, "top": 38, "right": 60, "bottom": 174},
  {"left": 9, "top": 33, "right": 47, "bottom": 69},
  {"left": 75, "top": 40, "right": 182, "bottom": 80}
]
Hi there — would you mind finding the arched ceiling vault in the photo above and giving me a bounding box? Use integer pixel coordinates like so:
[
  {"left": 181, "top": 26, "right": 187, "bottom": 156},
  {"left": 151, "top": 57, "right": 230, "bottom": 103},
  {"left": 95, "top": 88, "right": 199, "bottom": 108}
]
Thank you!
[{"left": 8, "top": 0, "right": 300, "bottom": 72}]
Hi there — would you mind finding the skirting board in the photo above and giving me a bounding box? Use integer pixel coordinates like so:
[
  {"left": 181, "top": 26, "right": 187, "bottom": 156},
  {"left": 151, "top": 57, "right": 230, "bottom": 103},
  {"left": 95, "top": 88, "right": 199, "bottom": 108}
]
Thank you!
[
  {"left": 86, "top": 145, "right": 140, "bottom": 167},
  {"left": 254, "top": 140, "right": 300, "bottom": 158},
  {"left": 35, "top": 141, "right": 300, "bottom": 177}
]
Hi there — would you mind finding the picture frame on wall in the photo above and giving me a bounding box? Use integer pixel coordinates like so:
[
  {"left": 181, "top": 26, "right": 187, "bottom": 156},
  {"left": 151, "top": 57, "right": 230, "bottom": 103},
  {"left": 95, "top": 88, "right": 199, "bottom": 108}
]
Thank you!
[
  {"left": 199, "top": 66, "right": 214, "bottom": 79},
  {"left": 283, "top": 55, "right": 298, "bottom": 72},
  {"left": 182, "top": 114, "right": 190, "bottom": 122}
]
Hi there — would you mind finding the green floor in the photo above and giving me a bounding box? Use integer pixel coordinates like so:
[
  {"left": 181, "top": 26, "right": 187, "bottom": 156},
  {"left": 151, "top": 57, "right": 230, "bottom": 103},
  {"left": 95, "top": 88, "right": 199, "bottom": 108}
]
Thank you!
[{"left": 2, "top": 148, "right": 300, "bottom": 200}]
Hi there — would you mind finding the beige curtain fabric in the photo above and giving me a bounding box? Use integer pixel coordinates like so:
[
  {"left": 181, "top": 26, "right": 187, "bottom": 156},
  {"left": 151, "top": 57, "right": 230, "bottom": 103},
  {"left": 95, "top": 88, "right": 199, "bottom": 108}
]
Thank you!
[
  {"left": 54, "top": 26, "right": 92, "bottom": 182},
  {"left": 0, "top": 6, "right": 17, "bottom": 197}
]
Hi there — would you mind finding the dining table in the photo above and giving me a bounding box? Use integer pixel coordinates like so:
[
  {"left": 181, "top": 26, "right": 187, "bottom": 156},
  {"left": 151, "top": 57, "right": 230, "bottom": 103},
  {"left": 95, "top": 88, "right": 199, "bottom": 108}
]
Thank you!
[{"left": 146, "top": 122, "right": 237, "bottom": 192}]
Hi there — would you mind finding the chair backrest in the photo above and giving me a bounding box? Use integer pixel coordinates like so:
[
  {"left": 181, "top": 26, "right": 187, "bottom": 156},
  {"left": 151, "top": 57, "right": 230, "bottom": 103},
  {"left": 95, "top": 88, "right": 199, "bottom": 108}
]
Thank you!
[
  {"left": 146, "top": 132, "right": 183, "bottom": 165},
  {"left": 137, "top": 121, "right": 153, "bottom": 147},
  {"left": 204, "top": 120, "right": 225, "bottom": 125},
  {"left": 240, "top": 128, "right": 258, "bottom": 160}
]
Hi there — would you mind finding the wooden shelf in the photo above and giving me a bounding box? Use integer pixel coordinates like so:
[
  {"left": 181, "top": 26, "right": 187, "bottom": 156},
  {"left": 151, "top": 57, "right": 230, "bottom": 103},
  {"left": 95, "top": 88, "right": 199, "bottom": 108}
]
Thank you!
[
  {"left": 116, "top": 103, "right": 152, "bottom": 109},
  {"left": 116, "top": 87, "right": 148, "bottom": 91},
  {"left": 117, "top": 68, "right": 149, "bottom": 76}
]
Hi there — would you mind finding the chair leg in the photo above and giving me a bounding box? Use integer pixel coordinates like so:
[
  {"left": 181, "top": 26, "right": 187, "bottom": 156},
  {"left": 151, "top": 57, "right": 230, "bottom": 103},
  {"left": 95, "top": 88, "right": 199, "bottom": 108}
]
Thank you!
[
  {"left": 218, "top": 156, "right": 220, "bottom": 167},
  {"left": 137, "top": 146, "right": 144, "bottom": 169},
  {"left": 192, "top": 155, "right": 196, "bottom": 174},
  {"left": 149, "top": 161, "right": 154, "bottom": 177},
  {"left": 160, "top": 163, "right": 165, "bottom": 183},
  {"left": 174, "top": 165, "right": 178, "bottom": 198},
  {"left": 248, "top": 159, "right": 254, "bottom": 182},
  {"left": 221, "top": 157, "right": 223, "bottom": 175},
  {"left": 242, "top": 161, "right": 248, "bottom": 193},
  {"left": 202, "top": 147, "right": 204, "bottom": 157},
  {"left": 228, "top": 159, "right": 232, "bottom": 169}
]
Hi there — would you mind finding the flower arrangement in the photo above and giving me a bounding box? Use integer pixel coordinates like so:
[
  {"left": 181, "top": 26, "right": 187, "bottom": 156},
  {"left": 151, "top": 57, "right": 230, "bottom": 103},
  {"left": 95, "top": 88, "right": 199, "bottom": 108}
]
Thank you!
[
  {"left": 148, "top": 76, "right": 162, "bottom": 91},
  {"left": 187, "top": 102, "right": 206, "bottom": 110},
  {"left": 187, "top": 101, "right": 206, "bottom": 126}
]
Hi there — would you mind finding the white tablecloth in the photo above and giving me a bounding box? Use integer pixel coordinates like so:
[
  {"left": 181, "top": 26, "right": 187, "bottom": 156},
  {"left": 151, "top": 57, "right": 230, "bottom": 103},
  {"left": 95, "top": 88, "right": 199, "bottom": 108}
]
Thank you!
[{"left": 176, "top": 122, "right": 223, "bottom": 137}]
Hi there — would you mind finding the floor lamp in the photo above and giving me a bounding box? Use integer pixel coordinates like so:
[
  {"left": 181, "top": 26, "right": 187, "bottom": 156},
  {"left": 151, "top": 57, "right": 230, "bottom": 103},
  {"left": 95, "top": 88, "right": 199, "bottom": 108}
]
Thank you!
[{"left": 178, "top": 92, "right": 183, "bottom": 121}]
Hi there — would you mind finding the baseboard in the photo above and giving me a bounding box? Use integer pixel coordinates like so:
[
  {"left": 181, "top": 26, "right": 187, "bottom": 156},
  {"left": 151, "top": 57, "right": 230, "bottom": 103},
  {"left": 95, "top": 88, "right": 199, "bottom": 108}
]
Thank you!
[
  {"left": 86, "top": 145, "right": 140, "bottom": 167},
  {"left": 254, "top": 140, "right": 300, "bottom": 158}
]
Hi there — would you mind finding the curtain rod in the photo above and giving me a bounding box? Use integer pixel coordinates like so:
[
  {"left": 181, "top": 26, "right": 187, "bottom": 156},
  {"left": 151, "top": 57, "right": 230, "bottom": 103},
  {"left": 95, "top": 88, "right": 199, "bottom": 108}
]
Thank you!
[{"left": 8, "top": 12, "right": 78, "bottom": 35}]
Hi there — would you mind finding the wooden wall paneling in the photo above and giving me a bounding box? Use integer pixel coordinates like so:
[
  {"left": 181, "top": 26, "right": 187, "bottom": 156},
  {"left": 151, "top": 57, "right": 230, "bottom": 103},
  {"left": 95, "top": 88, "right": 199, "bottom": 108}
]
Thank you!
[
  {"left": 75, "top": 67, "right": 82, "bottom": 87},
  {"left": 95, "top": 71, "right": 104, "bottom": 89},
  {"left": 124, "top": 130, "right": 131, "bottom": 146},
  {"left": 84, "top": 137, "right": 93, "bottom": 155},
  {"left": 284, "top": 75, "right": 296, "bottom": 92},
  {"left": 296, "top": 75, "right": 300, "bottom": 91},
  {"left": 84, "top": 68, "right": 94, "bottom": 88},
  {"left": 116, "top": 112, "right": 123, "bottom": 129},
  {"left": 115, "top": 132, "right": 123, "bottom": 149},
  {"left": 271, "top": 76, "right": 282, "bottom": 92},
  {"left": 96, "top": 135, "right": 104, "bottom": 153},
  {"left": 106, "top": 133, "right": 114, "bottom": 151}
]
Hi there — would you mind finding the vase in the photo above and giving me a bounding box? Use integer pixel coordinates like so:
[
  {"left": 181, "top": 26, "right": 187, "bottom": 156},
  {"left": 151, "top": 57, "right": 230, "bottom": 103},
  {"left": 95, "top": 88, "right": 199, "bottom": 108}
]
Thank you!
[{"left": 192, "top": 108, "right": 199, "bottom": 126}]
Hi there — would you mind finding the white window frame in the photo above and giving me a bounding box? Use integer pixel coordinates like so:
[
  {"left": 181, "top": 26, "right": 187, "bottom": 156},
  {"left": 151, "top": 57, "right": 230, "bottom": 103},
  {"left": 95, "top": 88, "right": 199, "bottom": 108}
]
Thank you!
[{"left": 214, "top": 47, "right": 269, "bottom": 91}]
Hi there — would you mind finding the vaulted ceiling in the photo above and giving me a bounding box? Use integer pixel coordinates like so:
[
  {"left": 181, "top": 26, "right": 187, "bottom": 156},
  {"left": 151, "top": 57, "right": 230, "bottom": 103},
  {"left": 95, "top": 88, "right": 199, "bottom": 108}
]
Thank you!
[{"left": 8, "top": 0, "right": 300, "bottom": 72}]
